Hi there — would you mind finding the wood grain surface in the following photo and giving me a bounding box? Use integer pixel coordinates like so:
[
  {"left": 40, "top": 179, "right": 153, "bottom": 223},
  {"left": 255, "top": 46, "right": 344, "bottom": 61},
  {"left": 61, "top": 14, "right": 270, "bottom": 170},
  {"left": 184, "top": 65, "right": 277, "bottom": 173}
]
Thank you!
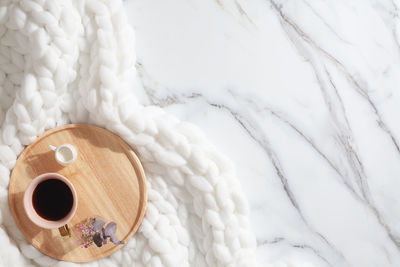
[{"left": 8, "top": 124, "right": 147, "bottom": 262}]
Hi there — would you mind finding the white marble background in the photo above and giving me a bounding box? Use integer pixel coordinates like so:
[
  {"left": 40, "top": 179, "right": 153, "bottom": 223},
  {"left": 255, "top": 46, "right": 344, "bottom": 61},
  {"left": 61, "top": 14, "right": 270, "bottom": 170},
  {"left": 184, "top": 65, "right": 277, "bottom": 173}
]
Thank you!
[{"left": 123, "top": 0, "right": 400, "bottom": 266}]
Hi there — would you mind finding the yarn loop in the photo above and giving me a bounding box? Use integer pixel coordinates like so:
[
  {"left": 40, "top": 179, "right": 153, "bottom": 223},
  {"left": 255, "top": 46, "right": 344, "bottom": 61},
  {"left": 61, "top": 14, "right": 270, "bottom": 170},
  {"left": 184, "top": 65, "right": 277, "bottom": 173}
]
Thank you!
[{"left": 0, "top": 0, "right": 266, "bottom": 266}]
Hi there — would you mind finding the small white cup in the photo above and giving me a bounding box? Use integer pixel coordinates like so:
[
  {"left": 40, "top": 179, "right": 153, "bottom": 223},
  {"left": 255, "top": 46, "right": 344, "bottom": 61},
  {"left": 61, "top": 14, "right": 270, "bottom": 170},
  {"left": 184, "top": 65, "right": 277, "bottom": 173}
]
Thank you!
[{"left": 49, "top": 144, "right": 77, "bottom": 166}]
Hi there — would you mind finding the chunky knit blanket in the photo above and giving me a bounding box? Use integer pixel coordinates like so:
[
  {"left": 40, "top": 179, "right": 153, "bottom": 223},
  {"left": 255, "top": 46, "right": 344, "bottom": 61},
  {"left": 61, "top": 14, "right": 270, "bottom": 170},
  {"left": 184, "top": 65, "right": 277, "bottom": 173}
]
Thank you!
[{"left": 0, "top": 0, "right": 295, "bottom": 266}]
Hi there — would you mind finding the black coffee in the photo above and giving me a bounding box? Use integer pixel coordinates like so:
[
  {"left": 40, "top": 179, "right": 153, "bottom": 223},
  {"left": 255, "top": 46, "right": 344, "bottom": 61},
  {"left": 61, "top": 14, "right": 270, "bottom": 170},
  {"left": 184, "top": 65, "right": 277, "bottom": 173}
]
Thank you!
[{"left": 32, "top": 179, "right": 73, "bottom": 221}]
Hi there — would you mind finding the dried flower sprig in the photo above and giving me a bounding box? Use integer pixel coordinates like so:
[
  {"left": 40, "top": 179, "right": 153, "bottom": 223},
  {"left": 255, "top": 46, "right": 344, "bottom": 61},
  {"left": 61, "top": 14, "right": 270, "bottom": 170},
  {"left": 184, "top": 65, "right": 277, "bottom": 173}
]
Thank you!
[
  {"left": 75, "top": 217, "right": 124, "bottom": 248},
  {"left": 75, "top": 217, "right": 95, "bottom": 248},
  {"left": 92, "top": 218, "right": 124, "bottom": 247}
]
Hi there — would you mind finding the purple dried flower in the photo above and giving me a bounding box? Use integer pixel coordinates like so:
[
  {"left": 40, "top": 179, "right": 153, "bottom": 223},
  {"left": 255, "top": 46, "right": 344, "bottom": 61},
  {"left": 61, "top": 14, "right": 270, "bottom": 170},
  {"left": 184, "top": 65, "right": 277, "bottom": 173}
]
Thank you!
[
  {"left": 104, "top": 222, "right": 124, "bottom": 245},
  {"left": 93, "top": 218, "right": 106, "bottom": 232},
  {"left": 93, "top": 232, "right": 103, "bottom": 247},
  {"left": 75, "top": 217, "right": 124, "bottom": 248}
]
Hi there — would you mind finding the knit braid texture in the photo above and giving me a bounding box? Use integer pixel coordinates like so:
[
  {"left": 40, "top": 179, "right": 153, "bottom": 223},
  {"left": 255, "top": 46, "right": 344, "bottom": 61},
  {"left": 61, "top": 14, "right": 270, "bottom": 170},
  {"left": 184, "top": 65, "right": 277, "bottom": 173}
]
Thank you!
[{"left": 0, "top": 1, "right": 299, "bottom": 266}]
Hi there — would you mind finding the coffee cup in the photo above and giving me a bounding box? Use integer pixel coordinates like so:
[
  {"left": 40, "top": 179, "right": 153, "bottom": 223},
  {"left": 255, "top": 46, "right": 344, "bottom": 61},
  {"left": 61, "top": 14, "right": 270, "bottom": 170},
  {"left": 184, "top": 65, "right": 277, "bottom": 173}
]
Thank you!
[
  {"left": 48, "top": 144, "right": 77, "bottom": 166},
  {"left": 23, "top": 173, "right": 78, "bottom": 236}
]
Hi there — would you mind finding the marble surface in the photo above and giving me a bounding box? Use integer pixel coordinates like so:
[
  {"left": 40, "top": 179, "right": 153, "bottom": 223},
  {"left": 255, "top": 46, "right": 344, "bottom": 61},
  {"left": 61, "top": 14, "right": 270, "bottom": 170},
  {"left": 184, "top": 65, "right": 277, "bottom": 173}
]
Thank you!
[{"left": 123, "top": 0, "right": 400, "bottom": 266}]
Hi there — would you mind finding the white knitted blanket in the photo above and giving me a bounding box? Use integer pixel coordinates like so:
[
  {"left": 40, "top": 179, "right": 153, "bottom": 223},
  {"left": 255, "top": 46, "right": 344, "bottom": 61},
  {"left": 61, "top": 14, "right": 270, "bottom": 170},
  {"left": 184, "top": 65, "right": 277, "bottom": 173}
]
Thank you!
[{"left": 0, "top": 1, "right": 298, "bottom": 266}]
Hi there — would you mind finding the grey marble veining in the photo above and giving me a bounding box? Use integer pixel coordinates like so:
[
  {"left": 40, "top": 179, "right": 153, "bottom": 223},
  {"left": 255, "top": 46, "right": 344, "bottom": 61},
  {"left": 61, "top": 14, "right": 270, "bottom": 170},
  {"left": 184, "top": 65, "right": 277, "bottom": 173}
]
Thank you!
[{"left": 124, "top": 0, "right": 400, "bottom": 266}]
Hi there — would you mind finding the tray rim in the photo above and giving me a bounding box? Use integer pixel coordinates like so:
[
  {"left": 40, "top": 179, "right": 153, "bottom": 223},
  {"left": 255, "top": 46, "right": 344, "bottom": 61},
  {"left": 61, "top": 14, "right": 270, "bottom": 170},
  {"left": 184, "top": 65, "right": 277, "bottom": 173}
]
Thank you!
[{"left": 8, "top": 123, "right": 147, "bottom": 263}]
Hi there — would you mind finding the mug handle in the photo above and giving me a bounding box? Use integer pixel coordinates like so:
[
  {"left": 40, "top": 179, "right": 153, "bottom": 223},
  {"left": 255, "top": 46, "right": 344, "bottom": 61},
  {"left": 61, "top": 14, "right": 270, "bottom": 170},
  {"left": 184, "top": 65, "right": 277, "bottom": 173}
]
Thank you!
[{"left": 58, "top": 224, "right": 70, "bottom": 237}]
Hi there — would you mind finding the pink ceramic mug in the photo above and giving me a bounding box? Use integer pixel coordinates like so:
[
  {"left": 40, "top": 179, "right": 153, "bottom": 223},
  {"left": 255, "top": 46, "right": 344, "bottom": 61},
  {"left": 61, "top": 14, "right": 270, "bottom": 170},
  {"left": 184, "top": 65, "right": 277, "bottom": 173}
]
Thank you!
[{"left": 23, "top": 173, "right": 78, "bottom": 236}]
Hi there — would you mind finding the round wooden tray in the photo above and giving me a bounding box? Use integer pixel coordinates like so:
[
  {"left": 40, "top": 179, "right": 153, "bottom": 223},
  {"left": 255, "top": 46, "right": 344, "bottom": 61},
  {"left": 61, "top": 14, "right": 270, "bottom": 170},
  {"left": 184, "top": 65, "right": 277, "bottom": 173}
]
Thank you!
[{"left": 9, "top": 124, "right": 147, "bottom": 262}]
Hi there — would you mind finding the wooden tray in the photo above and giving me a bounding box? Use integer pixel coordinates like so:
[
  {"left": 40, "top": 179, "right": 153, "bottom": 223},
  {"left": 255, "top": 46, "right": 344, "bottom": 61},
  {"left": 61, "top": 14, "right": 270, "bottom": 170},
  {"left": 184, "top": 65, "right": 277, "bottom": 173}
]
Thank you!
[{"left": 9, "top": 124, "right": 147, "bottom": 262}]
